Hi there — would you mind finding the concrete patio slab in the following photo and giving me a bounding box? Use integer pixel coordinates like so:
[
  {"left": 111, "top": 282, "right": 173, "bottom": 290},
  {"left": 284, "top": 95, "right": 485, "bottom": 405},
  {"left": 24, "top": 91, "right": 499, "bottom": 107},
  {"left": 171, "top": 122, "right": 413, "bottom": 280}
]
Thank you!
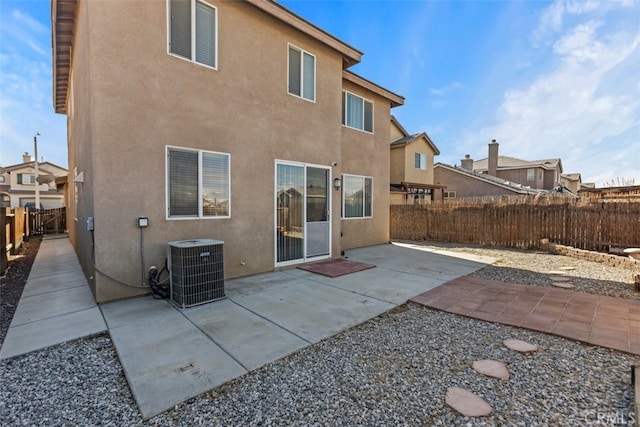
[
  {"left": 104, "top": 303, "right": 247, "bottom": 419},
  {"left": 0, "top": 307, "right": 106, "bottom": 359},
  {"left": 230, "top": 279, "right": 395, "bottom": 343},
  {"left": 4, "top": 238, "right": 497, "bottom": 419},
  {"left": 289, "top": 267, "right": 448, "bottom": 305},
  {"left": 183, "top": 299, "right": 309, "bottom": 370}
]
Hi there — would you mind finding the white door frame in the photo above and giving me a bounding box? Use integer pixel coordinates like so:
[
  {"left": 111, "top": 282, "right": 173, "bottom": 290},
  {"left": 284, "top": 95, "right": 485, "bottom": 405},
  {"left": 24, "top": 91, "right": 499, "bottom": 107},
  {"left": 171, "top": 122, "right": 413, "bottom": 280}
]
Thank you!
[{"left": 274, "top": 160, "right": 332, "bottom": 267}]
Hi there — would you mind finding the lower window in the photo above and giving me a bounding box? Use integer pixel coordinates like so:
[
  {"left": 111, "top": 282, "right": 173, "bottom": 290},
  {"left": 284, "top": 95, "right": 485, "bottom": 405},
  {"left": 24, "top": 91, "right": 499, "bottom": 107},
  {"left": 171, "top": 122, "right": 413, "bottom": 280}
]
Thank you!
[
  {"left": 166, "top": 146, "right": 230, "bottom": 218},
  {"left": 342, "top": 174, "right": 372, "bottom": 218}
]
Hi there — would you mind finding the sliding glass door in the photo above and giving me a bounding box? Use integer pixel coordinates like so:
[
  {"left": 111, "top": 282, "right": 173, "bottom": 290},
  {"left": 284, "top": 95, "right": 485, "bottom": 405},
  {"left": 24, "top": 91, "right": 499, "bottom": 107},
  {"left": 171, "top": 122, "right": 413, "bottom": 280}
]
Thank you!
[{"left": 276, "top": 162, "right": 330, "bottom": 265}]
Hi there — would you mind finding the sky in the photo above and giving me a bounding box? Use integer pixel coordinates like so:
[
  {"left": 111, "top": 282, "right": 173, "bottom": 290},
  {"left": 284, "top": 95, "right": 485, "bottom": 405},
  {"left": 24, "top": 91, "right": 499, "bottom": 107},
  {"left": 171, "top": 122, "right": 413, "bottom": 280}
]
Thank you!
[{"left": 0, "top": 0, "right": 638, "bottom": 186}]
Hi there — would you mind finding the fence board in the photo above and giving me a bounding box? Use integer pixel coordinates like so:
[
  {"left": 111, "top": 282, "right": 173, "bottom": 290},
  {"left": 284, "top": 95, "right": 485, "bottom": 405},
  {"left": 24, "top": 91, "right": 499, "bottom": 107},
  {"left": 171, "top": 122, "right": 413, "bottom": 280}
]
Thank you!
[{"left": 390, "top": 197, "right": 640, "bottom": 252}]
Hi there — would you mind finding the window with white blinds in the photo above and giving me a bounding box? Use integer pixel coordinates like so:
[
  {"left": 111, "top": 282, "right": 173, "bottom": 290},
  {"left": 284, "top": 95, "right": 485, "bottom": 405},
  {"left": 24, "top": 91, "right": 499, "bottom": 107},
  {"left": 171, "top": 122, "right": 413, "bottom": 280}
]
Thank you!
[
  {"left": 288, "top": 45, "right": 315, "bottom": 101},
  {"left": 167, "top": 147, "right": 230, "bottom": 218},
  {"left": 341, "top": 91, "right": 373, "bottom": 133},
  {"left": 169, "top": 0, "right": 217, "bottom": 69}
]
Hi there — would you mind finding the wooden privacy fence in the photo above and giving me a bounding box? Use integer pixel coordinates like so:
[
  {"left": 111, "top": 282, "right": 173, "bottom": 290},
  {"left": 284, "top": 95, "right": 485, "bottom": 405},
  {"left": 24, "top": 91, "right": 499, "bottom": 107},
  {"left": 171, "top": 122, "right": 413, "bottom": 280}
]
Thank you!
[
  {"left": 391, "top": 200, "right": 640, "bottom": 251},
  {"left": 29, "top": 207, "right": 66, "bottom": 236}
]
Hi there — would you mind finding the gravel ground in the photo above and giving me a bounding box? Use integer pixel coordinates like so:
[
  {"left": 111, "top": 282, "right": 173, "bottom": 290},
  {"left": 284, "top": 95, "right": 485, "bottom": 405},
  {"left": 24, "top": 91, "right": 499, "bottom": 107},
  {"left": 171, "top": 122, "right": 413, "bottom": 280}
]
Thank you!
[
  {"left": 403, "top": 241, "right": 640, "bottom": 300},
  {"left": 0, "top": 237, "right": 41, "bottom": 344},
  {"left": 1, "top": 242, "right": 639, "bottom": 426}
]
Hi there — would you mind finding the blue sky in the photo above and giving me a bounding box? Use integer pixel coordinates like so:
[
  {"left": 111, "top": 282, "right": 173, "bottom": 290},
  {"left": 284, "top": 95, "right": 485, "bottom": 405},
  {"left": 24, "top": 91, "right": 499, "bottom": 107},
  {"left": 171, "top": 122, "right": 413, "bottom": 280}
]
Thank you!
[{"left": 1, "top": 0, "right": 638, "bottom": 185}]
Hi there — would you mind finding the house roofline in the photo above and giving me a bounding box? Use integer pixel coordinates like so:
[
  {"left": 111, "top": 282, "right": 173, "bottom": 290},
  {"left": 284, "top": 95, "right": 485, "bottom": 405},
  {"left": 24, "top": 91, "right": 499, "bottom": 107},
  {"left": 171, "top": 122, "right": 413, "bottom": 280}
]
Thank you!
[
  {"left": 52, "top": 0, "right": 76, "bottom": 114},
  {"left": 52, "top": 0, "right": 368, "bottom": 114},
  {"left": 3, "top": 161, "right": 68, "bottom": 172},
  {"left": 390, "top": 115, "right": 410, "bottom": 137},
  {"left": 246, "top": 0, "right": 362, "bottom": 67},
  {"left": 343, "top": 70, "right": 404, "bottom": 107},
  {"left": 390, "top": 132, "right": 440, "bottom": 155},
  {"left": 434, "top": 163, "right": 539, "bottom": 194}
]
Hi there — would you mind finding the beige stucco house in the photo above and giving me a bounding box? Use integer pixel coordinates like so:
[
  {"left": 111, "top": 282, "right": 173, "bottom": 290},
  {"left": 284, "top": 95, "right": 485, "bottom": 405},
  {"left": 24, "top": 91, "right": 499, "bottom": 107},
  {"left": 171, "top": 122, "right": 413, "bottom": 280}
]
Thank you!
[
  {"left": 471, "top": 141, "right": 563, "bottom": 191},
  {"left": 434, "top": 140, "right": 576, "bottom": 199},
  {"left": 389, "top": 116, "right": 442, "bottom": 204},
  {"left": 52, "top": 0, "right": 404, "bottom": 302},
  {"left": 0, "top": 153, "right": 67, "bottom": 209},
  {"left": 560, "top": 173, "right": 582, "bottom": 194}
]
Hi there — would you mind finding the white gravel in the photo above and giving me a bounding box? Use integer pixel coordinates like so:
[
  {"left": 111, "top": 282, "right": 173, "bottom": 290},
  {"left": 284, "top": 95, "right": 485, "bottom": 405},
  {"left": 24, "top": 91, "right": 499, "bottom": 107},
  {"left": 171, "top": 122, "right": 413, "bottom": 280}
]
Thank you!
[{"left": 1, "top": 245, "right": 638, "bottom": 426}]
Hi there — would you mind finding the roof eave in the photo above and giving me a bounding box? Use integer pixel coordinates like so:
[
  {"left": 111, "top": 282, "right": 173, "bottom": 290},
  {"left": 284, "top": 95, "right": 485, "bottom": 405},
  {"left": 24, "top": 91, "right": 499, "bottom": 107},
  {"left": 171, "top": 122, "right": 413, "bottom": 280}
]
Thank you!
[
  {"left": 343, "top": 70, "right": 404, "bottom": 107},
  {"left": 246, "top": 0, "right": 362, "bottom": 67},
  {"left": 52, "top": 0, "right": 77, "bottom": 115}
]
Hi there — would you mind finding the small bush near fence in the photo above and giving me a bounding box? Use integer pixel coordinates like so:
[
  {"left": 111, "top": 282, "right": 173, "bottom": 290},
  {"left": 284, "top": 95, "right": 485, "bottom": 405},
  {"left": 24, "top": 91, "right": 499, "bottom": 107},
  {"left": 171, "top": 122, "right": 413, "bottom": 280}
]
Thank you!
[{"left": 390, "top": 195, "right": 640, "bottom": 252}]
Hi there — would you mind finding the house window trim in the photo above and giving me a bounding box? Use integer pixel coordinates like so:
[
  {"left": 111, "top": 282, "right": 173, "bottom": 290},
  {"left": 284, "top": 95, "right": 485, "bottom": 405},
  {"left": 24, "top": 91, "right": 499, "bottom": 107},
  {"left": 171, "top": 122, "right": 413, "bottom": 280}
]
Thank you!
[
  {"left": 341, "top": 173, "right": 373, "bottom": 219},
  {"left": 527, "top": 168, "right": 535, "bottom": 182},
  {"left": 444, "top": 190, "right": 456, "bottom": 199},
  {"left": 415, "top": 152, "right": 427, "bottom": 170},
  {"left": 167, "top": 0, "right": 218, "bottom": 71},
  {"left": 165, "top": 145, "right": 231, "bottom": 220},
  {"left": 341, "top": 90, "right": 374, "bottom": 134},
  {"left": 18, "top": 173, "right": 36, "bottom": 185},
  {"left": 287, "top": 43, "right": 316, "bottom": 103}
]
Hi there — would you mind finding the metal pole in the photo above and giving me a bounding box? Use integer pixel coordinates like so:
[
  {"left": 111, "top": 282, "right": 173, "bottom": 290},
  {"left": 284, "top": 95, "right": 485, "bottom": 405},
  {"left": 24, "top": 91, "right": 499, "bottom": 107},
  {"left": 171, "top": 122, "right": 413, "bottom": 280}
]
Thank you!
[{"left": 34, "top": 132, "right": 40, "bottom": 210}]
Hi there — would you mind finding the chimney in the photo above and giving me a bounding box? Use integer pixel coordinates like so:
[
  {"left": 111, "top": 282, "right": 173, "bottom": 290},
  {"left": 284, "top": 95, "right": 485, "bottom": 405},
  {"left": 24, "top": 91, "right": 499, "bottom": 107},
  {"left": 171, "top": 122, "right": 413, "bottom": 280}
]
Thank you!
[
  {"left": 460, "top": 154, "right": 473, "bottom": 171},
  {"left": 23, "top": 152, "right": 32, "bottom": 163},
  {"left": 488, "top": 139, "right": 498, "bottom": 176}
]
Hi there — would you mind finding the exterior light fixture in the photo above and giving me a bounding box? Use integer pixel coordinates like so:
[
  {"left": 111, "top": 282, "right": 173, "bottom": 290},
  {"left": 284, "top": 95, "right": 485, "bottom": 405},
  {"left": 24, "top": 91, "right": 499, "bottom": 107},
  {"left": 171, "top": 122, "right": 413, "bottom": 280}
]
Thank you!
[{"left": 333, "top": 177, "right": 341, "bottom": 190}]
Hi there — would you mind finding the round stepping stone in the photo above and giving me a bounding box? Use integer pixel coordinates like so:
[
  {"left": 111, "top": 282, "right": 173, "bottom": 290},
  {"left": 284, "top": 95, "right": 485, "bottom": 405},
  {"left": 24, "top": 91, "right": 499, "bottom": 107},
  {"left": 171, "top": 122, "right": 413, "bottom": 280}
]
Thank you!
[
  {"left": 549, "top": 276, "right": 572, "bottom": 282},
  {"left": 445, "top": 387, "right": 493, "bottom": 417},
  {"left": 503, "top": 339, "right": 538, "bottom": 353},
  {"left": 551, "top": 281, "right": 575, "bottom": 289},
  {"left": 472, "top": 359, "right": 510, "bottom": 380}
]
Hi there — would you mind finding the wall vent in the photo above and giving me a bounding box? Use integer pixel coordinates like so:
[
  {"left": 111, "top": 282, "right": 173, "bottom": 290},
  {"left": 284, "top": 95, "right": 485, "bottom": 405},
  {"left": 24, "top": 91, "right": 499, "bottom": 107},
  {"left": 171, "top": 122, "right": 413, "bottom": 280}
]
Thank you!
[{"left": 167, "top": 239, "right": 225, "bottom": 308}]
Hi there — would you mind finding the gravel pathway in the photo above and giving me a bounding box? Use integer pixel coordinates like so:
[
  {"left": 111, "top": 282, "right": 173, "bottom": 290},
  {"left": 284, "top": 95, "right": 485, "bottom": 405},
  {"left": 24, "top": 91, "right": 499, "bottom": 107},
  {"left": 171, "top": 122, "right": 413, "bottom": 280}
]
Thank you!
[{"left": 1, "top": 244, "right": 638, "bottom": 426}]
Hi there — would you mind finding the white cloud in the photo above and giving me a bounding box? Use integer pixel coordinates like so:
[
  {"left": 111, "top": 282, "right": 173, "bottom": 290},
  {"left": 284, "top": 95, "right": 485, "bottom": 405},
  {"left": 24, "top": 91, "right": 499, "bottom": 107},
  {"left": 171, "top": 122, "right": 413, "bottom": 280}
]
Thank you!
[
  {"left": 457, "top": 4, "right": 640, "bottom": 183},
  {"left": 12, "top": 9, "right": 47, "bottom": 35}
]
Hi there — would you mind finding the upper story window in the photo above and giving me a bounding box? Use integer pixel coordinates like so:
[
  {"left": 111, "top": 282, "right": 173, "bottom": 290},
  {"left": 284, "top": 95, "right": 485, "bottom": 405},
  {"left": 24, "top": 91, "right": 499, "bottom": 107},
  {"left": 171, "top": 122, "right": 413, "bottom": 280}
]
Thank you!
[
  {"left": 342, "top": 174, "right": 372, "bottom": 219},
  {"left": 415, "top": 153, "right": 427, "bottom": 170},
  {"left": 288, "top": 45, "right": 315, "bottom": 101},
  {"left": 342, "top": 91, "right": 373, "bottom": 133},
  {"left": 17, "top": 173, "right": 36, "bottom": 185},
  {"left": 527, "top": 168, "right": 535, "bottom": 181},
  {"left": 166, "top": 146, "right": 230, "bottom": 219},
  {"left": 169, "top": 0, "right": 217, "bottom": 69}
]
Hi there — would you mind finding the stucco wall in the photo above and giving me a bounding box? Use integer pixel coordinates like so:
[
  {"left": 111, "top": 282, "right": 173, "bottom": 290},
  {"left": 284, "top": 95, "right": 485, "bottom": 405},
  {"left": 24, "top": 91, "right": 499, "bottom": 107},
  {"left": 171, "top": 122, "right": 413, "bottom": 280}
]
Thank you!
[
  {"left": 496, "top": 168, "right": 543, "bottom": 190},
  {"left": 67, "top": 0, "right": 396, "bottom": 301},
  {"left": 339, "top": 79, "right": 392, "bottom": 250},
  {"left": 390, "top": 147, "right": 405, "bottom": 184},
  {"left": 402, "top": 138, "right": 435, "bottom": 185},
  {"left": 67, "top": 0, "right": 100, "bottom": 297}
]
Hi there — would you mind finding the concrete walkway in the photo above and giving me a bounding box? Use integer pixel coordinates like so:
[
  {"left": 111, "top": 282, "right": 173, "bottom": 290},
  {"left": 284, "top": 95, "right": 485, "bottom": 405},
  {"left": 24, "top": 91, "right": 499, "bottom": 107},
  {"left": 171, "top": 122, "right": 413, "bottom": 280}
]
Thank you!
[
  {"left": 0, "top": 235, "right": 106, "bottom": 359},
  {"left": 0, "top": 238, "right": 495, "bottom": 419},
  {"left": 411, "top": 276, "right": 640, "bottom": 355}
]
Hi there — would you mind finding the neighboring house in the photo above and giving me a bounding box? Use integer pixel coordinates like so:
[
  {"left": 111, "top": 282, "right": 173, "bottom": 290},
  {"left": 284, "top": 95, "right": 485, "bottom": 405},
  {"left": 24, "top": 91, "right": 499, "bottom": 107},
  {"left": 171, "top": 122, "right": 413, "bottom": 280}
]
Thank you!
[
  {"left": 0, "top": 153, "right": 67, "bottom": 209},
  {"left": 579, "top": 185, "right": 640, "bottom": 201},
  {"left": 471, "top": 140, "right": 563, "bottom": 191},
  {"left": 560, "top": 173, "right": 582, "bottom": 194},
  {"left": 433, "top": 162, "right": 541, "bottom": 199},
  {"left": 52, "top": 0, "right": 404, "bottom": 302},
  {"left": 389, "top": 116, "right": 443, "bottom": 204}
]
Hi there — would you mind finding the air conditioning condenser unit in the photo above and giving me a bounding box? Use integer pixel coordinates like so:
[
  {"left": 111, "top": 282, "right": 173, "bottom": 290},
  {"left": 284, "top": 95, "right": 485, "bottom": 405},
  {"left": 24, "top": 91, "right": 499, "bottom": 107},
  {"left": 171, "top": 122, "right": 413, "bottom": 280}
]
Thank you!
[{"left": 167, "top": 239, "right": 225, "bottom": 308}]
